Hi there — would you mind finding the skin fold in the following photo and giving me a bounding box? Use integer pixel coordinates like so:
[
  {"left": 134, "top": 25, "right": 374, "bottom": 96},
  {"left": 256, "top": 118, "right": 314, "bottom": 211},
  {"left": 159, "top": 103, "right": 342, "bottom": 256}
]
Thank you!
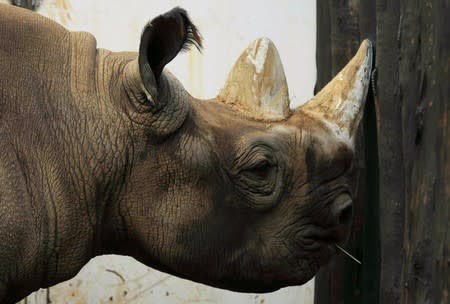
[{"left": 0, "top": 4, "right": 372, "bottom": 303}]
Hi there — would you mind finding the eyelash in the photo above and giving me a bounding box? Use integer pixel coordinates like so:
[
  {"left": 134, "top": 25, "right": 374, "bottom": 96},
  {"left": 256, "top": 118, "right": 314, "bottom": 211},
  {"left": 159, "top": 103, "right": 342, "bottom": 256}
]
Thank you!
[{"left": 235, "top": 146, "right": 275, "bottom": 168}]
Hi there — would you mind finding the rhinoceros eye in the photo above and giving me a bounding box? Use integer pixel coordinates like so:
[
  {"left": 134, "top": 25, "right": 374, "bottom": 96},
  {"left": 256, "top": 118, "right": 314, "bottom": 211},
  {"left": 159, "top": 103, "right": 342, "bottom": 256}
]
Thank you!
[
  {"left": 231, "top": 146, "right": 283, "bottom": 210},
  {"left": 240, "top": 159, "right": 275, "bottom": 184}
]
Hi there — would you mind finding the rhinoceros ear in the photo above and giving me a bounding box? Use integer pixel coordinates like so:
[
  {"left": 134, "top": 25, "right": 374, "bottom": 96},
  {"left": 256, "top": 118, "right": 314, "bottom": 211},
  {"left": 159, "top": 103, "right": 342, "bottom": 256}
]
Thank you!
[
  {"left": 122, "top": 8, "right": 202, "bottom": 136},
  {"left": 138, "top": 7, "right": 202, "bottom": 104},
  {"left": 219, "top": 38, "right": 291, "bottom": 121}
]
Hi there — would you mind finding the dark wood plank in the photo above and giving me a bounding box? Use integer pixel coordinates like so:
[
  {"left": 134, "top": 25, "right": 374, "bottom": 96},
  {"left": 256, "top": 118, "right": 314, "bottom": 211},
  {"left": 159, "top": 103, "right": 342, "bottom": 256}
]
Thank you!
[
  {"left": 358, "top": 2, "right": 380, "bottom": 303},
  {"left": 400, "top": 0, "right": 450, "bottom": 303},
  {"left": 315, "top": 0, "right": 449, "bottom": 303},
  {"left": 314, "top": 0, "right": 332, "bottom": 94},
  {"left": 373, "top": 1, "right": 405, "bottom": 303},
  {"left": 313, "top": 2, "right": 333, "bottom": 302},
  {"left": 314, "top": 1, "right": 365, "bottom": 303}
]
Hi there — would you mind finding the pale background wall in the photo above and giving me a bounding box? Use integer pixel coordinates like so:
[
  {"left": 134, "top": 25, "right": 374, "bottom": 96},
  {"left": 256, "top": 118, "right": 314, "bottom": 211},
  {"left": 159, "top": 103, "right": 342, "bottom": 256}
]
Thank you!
[{"left": 1, "top": 0, "right": 317, "bottom": 303}]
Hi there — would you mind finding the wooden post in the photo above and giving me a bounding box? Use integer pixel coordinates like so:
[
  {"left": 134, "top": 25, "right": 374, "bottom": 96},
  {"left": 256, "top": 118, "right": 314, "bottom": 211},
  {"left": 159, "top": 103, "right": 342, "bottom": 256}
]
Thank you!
[{"left": 315, "top": 1, "right": 449, "bottom": 303}]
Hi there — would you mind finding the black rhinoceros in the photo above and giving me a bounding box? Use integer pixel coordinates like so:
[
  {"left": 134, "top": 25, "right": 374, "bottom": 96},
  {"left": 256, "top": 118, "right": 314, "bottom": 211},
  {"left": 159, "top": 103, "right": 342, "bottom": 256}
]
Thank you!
[{"left": 0, "top": 4, "right": 372, "bottom": 303}]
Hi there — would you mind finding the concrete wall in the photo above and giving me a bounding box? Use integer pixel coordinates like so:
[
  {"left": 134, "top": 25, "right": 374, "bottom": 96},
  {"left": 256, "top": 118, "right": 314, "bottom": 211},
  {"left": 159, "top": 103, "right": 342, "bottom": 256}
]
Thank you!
[{"left": 2, "top": 1, "right": 317, "bottom": 303}]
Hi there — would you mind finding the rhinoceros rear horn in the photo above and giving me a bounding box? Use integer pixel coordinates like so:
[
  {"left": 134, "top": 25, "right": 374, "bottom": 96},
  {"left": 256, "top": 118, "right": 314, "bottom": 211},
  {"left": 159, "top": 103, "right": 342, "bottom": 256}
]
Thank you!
[
  {"left": 219, "top": 38, "right": 291, "bottom": 121},
  {"left": 123, "top": 7, "right": 202, "bottom": 136},
  {"left": 299, "top": 39, "right": 373, "bottom": 145}
]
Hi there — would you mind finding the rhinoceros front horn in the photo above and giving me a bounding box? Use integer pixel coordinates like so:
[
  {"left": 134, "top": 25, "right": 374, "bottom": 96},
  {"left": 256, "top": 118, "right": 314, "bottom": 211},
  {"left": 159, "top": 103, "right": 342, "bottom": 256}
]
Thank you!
[
  {"left": 219, "top": 38, "right": 290, "bottom": 121},
  {"left": 299, "top": 40, "right": 373, "bottom": 144}
]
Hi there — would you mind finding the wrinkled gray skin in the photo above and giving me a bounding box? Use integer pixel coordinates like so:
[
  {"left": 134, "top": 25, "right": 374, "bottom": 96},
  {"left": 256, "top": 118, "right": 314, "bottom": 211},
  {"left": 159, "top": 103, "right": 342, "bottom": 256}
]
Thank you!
[{"left": 0, "top": 4, "right": 365, "bottom": 303}]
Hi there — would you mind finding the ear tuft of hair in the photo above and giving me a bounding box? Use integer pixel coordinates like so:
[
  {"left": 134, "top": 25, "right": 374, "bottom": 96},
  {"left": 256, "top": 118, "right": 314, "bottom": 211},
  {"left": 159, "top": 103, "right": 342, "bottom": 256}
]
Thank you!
[
  {"left": 139, "top": 7, "right": 203, "bottom": 83},
  {"left": 177, "top": 8, "right": 203, "bottom": 52}
]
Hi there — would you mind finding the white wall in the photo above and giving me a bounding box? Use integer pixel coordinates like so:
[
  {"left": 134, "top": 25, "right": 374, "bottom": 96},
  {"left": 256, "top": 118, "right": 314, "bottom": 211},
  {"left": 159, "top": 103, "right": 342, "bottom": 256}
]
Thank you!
[
  {"left": 34, "top": 0, "right": 316, "bottom": 106},
  {"left": 3, "top": 0, "right": 317, "bottom": 303}
]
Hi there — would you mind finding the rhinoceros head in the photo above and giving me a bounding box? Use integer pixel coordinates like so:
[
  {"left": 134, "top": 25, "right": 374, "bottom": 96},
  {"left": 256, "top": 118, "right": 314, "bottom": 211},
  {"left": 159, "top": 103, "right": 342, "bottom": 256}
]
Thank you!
[{"left": 111, "top": 8, "right": 372, "bottom": 292}]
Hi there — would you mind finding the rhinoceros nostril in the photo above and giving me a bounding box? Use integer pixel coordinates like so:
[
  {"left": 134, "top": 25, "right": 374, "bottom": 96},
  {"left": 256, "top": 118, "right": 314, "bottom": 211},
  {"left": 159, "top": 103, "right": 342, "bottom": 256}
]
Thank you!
[
  {"left": 338, "top": 202, "right": 353, "bottom": 225},
  {"left": 331, "top": 194, "right": 353, "bottom": 225}
]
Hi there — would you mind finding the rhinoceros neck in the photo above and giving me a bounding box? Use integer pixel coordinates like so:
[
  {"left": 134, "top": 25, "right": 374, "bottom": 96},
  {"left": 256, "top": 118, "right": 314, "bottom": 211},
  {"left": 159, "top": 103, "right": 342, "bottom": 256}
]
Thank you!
[
  {"left": 37, "top": 41, "right": 135, "bottom": 284},
  {"left": 0, "top": 5, "right": 138, "bottom": 300},
  {"left": 4, "top": 36, "right": 133, "bottom": 299}
]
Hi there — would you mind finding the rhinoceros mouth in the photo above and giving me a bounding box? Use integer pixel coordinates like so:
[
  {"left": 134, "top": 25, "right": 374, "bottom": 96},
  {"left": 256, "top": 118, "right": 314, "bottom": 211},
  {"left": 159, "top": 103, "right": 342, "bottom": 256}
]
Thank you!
[
  {"left": 295, "top": 226, "right": 340, "bottom": 246},
  {"left": 295, "top": 236, "right": 338, "bottom": 254},
  {"left": 282, "top": 224, "right": 346, "bottom": 271}
]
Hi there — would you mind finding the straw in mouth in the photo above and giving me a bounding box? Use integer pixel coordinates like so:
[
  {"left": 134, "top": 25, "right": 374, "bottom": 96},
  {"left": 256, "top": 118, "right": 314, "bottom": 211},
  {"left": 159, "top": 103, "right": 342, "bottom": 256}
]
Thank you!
[{"left": 335, "top": 244, "right": 362, "bottom": 265}]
